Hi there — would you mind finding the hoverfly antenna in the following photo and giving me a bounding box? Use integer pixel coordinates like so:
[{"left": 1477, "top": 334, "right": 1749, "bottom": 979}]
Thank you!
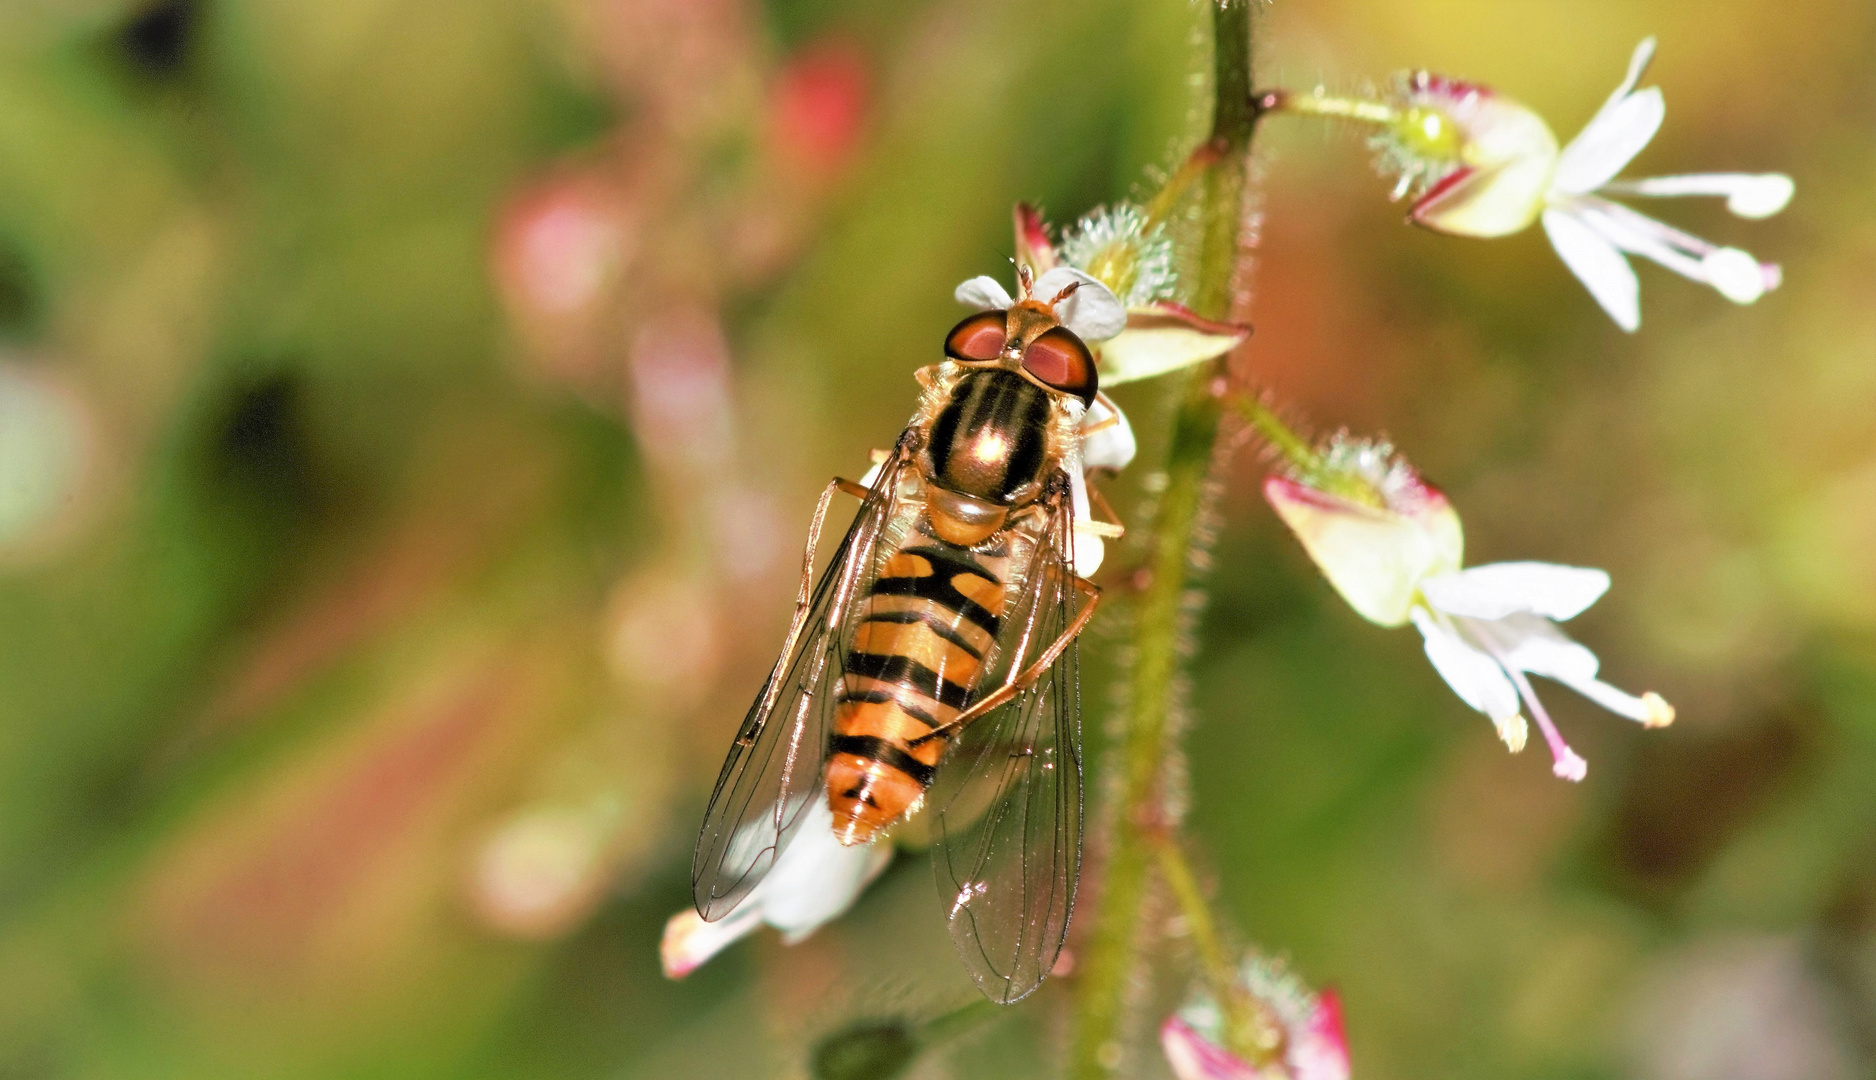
[
  {"left": 1045, "top": 280, "right": 1081, "bottom": 312},
  {"left": 1016, "top": 263, "right": 1034, "bottom": 300}
]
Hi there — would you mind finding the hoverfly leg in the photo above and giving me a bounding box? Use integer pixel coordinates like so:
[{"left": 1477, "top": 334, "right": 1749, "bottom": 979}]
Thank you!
[
  {"left": 1084, "top": 480, "right": 1126, "bottom": 540},
  {"left": 835, "top": 478, "right": 871, "bottom": 500},
  {"left": 909, "top": 577, "right": 1102, "bottom": 747},
  {"left": 765, "top": 477, "right": 855, "bottom": 709}
]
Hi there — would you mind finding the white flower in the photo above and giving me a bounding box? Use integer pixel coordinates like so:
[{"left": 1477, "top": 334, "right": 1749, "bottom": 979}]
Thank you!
[
  {"left": 1160, "top": 958, "right": 1349, "bottom": 1080},
  {"left": 660, "top": 798, "right": 891, "bottom": 978},
  {"left": 1402, "top": 38, "right": 1792, "bottom": 331},
  {"left": 1408, "top": 562, "right": 1675, "bottom": 781},
  {"left": 954, "top": 265, "right": 1127, "bottom": 342},
  {"left": 1264, "top": 440, "right": 1673, "bottom": 782}
]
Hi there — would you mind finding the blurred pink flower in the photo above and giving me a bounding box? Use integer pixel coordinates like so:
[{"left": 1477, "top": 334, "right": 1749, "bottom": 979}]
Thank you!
[
  {"left": 1160, "top": 962, "right": 1349, "bottom": 1080},
  {"left": 769, "top": 41, "right": 870, "bottom": 175},
  {"left": 494, "top": 177, "right": 633, "bottom": 321}
]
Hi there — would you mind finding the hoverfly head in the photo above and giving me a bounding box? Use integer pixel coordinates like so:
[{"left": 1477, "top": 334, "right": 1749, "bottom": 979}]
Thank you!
[{"left": 941, "top": 268, "right": 1098, "bottom": 405}]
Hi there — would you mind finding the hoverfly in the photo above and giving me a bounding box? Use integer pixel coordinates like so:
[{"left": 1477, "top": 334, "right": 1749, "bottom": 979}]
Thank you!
[{"left": 689, "top": 264, "right": 1126, "bottom": 1003}]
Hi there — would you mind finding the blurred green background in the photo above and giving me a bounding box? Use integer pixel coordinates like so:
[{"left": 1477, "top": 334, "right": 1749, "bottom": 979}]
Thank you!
[{"left": 0, "top": 0, "right": 1871, "bottom": 1076}]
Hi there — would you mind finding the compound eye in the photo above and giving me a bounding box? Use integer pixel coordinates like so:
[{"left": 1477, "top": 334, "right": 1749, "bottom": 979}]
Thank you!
[
  {"left": 1021, "top": 325, "right": 1097, "bottom": 403},
  {"left": 944, "top": 311, "right": 1009, "bottom": 361}
]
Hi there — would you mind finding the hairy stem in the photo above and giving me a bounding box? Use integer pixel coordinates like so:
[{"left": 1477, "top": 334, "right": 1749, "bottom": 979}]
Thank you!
[
  {"left": 1068, "top": 3, "right": 1262, "bottom": 1076},
  {"left": 1153, "top": 836, "right": 1286, "bottom": 1065},
  {"left": 1152, "top": 837, "right": 1233, "bottom": 1012},
  {"left": 1231, "top": 393, "right": 1324, "bottom": 480}
]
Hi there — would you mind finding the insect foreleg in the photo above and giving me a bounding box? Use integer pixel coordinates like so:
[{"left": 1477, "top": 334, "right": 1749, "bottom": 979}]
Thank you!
[{"left": 909, "top": 577, "right": 1102, "bottom": 747}]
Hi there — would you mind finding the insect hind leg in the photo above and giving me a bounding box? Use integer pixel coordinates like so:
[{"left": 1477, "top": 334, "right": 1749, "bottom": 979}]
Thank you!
[{"left": 909, "top": 577, "right": 1101, "bottom": 747}]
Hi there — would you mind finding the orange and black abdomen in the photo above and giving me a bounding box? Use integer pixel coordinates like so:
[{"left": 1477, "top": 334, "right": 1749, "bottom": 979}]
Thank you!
[{"left": 826, "top": 537, "right": 1008, "bottom": 844}]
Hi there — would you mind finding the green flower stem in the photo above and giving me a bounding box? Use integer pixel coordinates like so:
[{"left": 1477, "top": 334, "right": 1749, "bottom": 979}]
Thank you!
[
  {"left": 1230, "top": 393, "right": 1324, "bottom": 480},
  {"left": 1141, "top": 142, "right": 1222, "bottom": 234},
  {"left": 1155, "top": 836, "right": 1283, "bottom": 1066},
  {"left": 1258, "top": 87, "right": 1402, "bottom": 128},
  {"left": 918, "top": 997, "right": 1000, "bottom": 1046},
  {"left": 1152, "top": 837, "right": 1233, "bottom": 1009},
  {"left": 1068, "top": 3, "right": 1262, "bottom": 1076}
]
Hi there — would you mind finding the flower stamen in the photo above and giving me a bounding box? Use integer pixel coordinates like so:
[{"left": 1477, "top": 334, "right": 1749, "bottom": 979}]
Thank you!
[{"left": 1501, "top": 662, "right": 1587, "bottom": 782}]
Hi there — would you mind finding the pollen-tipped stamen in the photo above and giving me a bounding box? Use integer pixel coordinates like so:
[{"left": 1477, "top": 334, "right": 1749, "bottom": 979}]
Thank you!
[{"left": 1503, "top": 664, "right": 1587, "bottom": 781}]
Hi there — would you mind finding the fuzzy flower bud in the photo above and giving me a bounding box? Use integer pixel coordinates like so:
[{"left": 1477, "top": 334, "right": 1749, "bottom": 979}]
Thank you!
[
  {"left": 1376, "top": 74, "right": 1560, "bottom": 238},
  {"left": 1058, "top": 202, "right": 1177, "bottom": 307},
  {"left": 1160, "top": 956, "right": 1350, "bottom": 1080}
]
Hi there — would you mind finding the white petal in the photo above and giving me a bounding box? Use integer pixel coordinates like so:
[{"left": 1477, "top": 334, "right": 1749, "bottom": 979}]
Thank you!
[
  {"left": 1410, "top": 607, "right": 1522, "bottom": 720},
  {"left": 1421, "top": 562, "right": 1610, "bottom": 621},
  {"left": 1080, "top": 395, "right": 1137, "bottom": 473},
  {"left": 1607, "top": 38, "right": 1659, "bottom": 112},
  {"left": 1610, "top": 173, "right": 1794, "bottom": 218},
  {"left": 660, "top": 902, "right": 765, "bottom": 978},
  {"left": 1095, "top": 324, "right": 1243, "bottom": 383},
  {"left": 1069, "top": 469, "right": 1106, "bottom": 578},
  {"left": 1542, "top": 208, "right": 1641, "bottom": 330},
  {"left": 1702, "top": 247, "right": 1769, "bottom": 303},
  {"left": 1034, "top": 266, "right": 1127, "bottom": 341},
  {"left": 955, "top": 275, "right": 1013, "bottom": 310},
  {"left": 761, "top": 798, "right": 891, "bottom": 937},
  {"left": 1492, "top": 614, "right": 1602, "bottom": 681},
  {"left": 1568, "top": 37, "right": 1657, "bottom": 158},
  {"left": 1553, "top": 86, "right": 1664, "bottom": 195}
]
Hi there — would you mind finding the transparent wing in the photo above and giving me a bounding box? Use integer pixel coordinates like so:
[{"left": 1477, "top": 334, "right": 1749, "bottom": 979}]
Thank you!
[
  {"left": 929, "top": 473, "right": 1086, "bottom": 1003},
  {"left": 691, "top": 441, "right": 913, "bottom": 921}
]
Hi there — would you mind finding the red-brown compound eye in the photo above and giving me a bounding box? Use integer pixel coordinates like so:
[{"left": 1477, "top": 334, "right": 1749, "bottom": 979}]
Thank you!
[
  {"left": 943, "top": 311, "right": 1009, "bottom": 361},
  {"left": 1021, "top": 325, "right": 1097, "bottom": 404}
]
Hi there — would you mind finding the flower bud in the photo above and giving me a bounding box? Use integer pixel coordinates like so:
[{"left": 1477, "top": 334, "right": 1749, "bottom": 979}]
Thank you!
[
  {"left": 1161, "top": 956, "right": 1350, "bottom": 1080},
  {"left": 810, "top": 1019, "right": 920, "bottom": 1080},
  {"left": 1013, "top": 202, "right": 1058, "bottom": 276}
]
